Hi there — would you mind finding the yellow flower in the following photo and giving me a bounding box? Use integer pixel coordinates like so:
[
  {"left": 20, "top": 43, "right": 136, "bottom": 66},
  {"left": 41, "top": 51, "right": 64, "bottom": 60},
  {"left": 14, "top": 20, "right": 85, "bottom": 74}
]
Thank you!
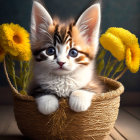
[
  {"left": 0, "top": 23, "right": 31, "bottom": 61},
  {"left": 100, "top": 32, "right": 125, "bottom": 61},
  {"left": 126, "top": 46, "right": 140, "bottom": 73},
  {"left": 100, "top": 27, "right": 139, "bottom": 61},
  {"left": 0, "top": 47, "right": 5, "bottom": 62},
  {"left": 107, "top": 27, "right": 139, "bottom": 47},
  {"left": 139, "top": 48, "right": 140, "bottom": 64}
]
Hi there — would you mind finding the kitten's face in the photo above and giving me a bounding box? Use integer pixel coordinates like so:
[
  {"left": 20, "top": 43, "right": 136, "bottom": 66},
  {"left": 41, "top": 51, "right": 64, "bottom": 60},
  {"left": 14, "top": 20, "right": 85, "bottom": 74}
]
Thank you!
[
  {"left": 31, "top": 2, "right": 101, "bottom": 75},
  {"left": 32, "top": 23, "right": 94, "bottom": 75}
]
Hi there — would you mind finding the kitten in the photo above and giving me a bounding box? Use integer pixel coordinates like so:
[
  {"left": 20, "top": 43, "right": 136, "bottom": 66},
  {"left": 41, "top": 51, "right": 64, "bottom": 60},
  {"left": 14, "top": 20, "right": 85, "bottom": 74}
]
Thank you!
[{"left": 28, "top": 1, "right": 103, "bottom": 115}]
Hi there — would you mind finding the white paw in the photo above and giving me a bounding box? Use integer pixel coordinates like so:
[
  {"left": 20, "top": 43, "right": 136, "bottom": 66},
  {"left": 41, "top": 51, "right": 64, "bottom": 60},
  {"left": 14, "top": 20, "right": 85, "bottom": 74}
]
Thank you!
[
  {"left": 36, "top": 95, "right": 59, "bottom": 115},
  {"left": 69, "top": 90, "right": 94, "bottom": 112}
]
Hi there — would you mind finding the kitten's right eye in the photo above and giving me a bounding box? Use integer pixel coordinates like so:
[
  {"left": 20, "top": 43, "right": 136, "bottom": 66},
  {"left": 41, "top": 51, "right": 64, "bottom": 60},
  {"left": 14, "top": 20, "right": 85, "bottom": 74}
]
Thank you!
[
  {"left": 46, "top": 47, "right": 56, "bottom": 56},
  {"left": 33, "top": 47, "right": 56, "bottom": 61},
  {"left": 69, "top": 49, "right": 78, "bottom": 57}
]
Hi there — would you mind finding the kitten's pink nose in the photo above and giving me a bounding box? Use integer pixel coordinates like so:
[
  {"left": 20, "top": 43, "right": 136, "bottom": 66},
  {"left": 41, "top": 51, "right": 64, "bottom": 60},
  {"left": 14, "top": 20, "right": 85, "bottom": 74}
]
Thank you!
[{"left": 57, "top": 61, "right": 65, "bottom": 67}]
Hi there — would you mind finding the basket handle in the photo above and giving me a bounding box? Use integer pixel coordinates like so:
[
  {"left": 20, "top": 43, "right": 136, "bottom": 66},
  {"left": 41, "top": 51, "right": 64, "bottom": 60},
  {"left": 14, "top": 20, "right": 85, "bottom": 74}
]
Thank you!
[{"left": 3, "top": 59, "right": 19, "bottom": 95}]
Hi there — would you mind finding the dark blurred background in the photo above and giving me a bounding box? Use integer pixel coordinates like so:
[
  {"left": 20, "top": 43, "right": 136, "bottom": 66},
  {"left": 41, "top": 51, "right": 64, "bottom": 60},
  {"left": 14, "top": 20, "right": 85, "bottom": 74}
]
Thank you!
[{"left": 0, "top": 0, "right": 140, "bottom": 105}]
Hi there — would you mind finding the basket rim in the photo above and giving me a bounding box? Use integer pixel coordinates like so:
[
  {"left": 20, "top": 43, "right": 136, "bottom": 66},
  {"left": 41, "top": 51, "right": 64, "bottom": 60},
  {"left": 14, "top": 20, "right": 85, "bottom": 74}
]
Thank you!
[{"left": 4, "top": 59, "right": 124, "bottom": 102}]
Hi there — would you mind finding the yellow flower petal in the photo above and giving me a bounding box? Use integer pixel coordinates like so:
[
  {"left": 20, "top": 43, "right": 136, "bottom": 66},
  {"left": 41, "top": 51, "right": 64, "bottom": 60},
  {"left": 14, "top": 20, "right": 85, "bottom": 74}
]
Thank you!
[
  {"left": 139, "top": 48, "right": 140, "bottom": 64},
  {"left": 0, "top": 23, "right": 31, "bottom": 61},
  {"left": 16, "top": 48, "right": 32, "bottom": 61},
  {"left": 107, "top": 27, "right": 139, "bottom": 47},
  {"left": 126, "top": 47, "right": 140, "bottom": 73},
  {"left": 100, "top": 32, "right": 125, "bottom": 61}
]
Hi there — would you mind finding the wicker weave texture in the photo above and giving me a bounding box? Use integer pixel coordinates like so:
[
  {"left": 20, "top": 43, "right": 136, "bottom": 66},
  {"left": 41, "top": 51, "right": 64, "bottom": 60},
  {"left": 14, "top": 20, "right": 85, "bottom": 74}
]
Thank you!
[{"left": 11, "top": 77, "right": 124, "bottom": 140}]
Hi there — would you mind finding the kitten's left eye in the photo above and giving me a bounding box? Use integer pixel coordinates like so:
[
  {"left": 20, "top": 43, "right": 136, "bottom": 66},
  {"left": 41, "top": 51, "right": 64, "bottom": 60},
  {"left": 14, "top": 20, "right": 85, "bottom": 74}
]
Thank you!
[
  {"left": 69, "top": 49, "right": 78, "bottom": 57},
  {"left": 46, "top": 47, "right": 56, "bottom": 56}
]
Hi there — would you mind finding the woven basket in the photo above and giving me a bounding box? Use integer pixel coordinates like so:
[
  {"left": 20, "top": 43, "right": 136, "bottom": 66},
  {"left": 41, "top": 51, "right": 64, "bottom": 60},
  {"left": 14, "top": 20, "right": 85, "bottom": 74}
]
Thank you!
[{"left": 4, "top": 61, "right": 124, "bottom": 140}]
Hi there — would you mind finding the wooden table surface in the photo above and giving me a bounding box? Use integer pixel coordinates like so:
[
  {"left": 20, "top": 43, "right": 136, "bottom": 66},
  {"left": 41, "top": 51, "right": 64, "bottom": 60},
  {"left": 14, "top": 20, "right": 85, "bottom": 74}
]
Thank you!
[{"left": 0, "top": 106, "right": 140, "bottom": 140}]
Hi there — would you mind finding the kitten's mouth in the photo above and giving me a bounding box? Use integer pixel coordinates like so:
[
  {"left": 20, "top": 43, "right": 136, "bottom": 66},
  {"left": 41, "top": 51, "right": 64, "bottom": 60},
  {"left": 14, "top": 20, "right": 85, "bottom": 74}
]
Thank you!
[
  {"left": 58, "top": 67, "right": 66, "bottom": 70},
  {"left": 56, "top": 67, "right": 68, "bottom": 71},
  {"left": 54, "top": 67, "right": 71, "bottom": 75}
]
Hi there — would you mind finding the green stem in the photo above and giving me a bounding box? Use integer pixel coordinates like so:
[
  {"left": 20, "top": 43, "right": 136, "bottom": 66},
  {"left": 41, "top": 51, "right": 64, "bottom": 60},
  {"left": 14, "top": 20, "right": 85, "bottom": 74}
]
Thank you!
[
  {"left": 97, "top": 59, "right": 104, "bottom": 75},
  {"left": 112, "top": 70, "right": 118, "bottom": 79},
  {"left": 19, "top": 61, "right": 23, "bottom": 89},
  {"left": 97, "top": 48, "right": 106, "bottom": 61},
  {"left": 114, "top": 67, "right": 128, "bottom": 80},
  {"left": 111, "top": 61, "right": 124, "bottom": 79},
  {"left": 104, "top": 54, "right": 112, "bottom": 76},
  {"left": 20, "top": 61, "right": 23, "bottom": 77},
  {"left": 106, "top": 59, "right": 117, "bottom": 77},
  {"left": 23, "top": 63, "right": 26, "bottom": 90},
  {"left": 11, "top": 61, "right": 18, "bottom": 90},
  {"left": 22, "top": 62, "right": 30, "bottom": 91}
]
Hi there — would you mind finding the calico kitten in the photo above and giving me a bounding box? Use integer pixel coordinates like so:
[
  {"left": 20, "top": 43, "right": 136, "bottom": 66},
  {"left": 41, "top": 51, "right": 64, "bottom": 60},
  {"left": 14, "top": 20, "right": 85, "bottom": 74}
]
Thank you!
[{"left": 29, "top": 1, "right": 103, "bottom": 115}]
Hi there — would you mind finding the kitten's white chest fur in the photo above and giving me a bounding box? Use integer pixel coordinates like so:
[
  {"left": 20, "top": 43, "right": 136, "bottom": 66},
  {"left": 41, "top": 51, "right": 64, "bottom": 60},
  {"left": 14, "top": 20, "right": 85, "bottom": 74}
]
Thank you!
[
  {"left": 38, "top": 74, "right": 79, "bottom": 97},
  {"left": 34, "top": 62, "right": 94, "bottom": 97}
]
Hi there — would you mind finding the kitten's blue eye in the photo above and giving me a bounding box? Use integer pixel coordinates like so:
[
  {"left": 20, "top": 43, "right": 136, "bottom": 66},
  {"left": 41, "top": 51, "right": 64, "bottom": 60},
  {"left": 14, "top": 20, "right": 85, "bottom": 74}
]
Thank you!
[
  {"left": 46, "top": 47, "right": 55, "bottom": 56},
  {"left": 69, "top": 49, "right": 78, "bottom": 57}
]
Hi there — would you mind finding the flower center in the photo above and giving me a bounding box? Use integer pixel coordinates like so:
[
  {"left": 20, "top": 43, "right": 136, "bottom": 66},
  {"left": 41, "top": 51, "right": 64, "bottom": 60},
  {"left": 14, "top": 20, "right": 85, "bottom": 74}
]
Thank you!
[{"left": 13, "top": 35, "right": 21, "bottom": 44}]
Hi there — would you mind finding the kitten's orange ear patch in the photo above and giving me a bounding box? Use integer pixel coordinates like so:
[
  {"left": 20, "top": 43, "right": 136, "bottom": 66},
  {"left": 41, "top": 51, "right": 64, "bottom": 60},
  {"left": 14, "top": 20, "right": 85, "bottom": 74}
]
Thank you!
[
  {"left": 72, "top": 26, "right": 94, "bottom": 59},
  {"left": 48, "top": 25, "right": 55, "bottom": 33},
  {"left": 71, "top": 26, "right": 82, "bottom": 45},
  {"left": 72, "top": 26, "right": 88, "bottom": 48}
]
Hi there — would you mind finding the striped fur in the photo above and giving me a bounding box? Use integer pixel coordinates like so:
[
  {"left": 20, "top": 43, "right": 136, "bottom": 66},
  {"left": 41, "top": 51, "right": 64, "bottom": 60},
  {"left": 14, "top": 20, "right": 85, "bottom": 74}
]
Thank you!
[{"left": 32, "top": 20, "right": 94, "bottom": 65}]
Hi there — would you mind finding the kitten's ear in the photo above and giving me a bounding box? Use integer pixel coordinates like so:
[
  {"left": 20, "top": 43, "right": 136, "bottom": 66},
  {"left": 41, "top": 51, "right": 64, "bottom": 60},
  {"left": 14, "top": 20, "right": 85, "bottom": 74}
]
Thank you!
[
  {"left": 31, "top": 1, "right": 53, "bottom": 39},
  {"left": 76, "top": 3, "right": 101, "bottom": 54}
]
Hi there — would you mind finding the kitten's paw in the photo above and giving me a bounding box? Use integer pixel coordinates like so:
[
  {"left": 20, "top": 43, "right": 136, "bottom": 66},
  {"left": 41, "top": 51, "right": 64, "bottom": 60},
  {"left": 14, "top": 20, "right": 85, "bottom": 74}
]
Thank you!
[
  {"left": 69, "top": 90, "right": 94, "bottom": 112},
  {"left": 36, "top": 95, "right": 59, "bottom": 115}
]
